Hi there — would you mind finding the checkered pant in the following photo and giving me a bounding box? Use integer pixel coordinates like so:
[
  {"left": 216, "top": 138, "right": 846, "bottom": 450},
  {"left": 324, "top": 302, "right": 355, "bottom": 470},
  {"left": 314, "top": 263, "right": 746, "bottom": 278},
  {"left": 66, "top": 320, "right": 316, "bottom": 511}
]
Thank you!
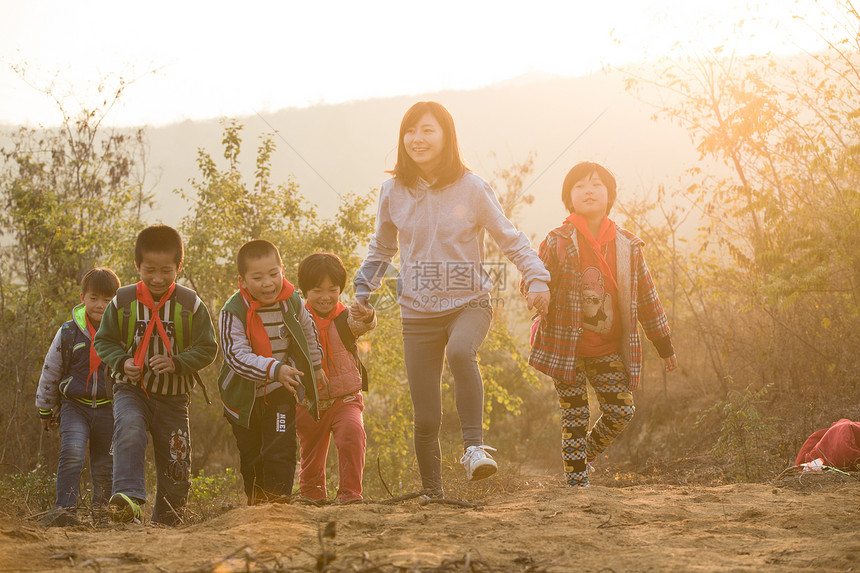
[{"left": 554, "top": 353, "right": 634, "bottom": 487}]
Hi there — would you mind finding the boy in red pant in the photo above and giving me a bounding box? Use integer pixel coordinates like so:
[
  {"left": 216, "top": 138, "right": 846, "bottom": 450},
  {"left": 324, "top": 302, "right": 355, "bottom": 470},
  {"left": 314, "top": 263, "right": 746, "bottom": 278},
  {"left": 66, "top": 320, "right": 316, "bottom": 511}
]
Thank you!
[{"left": 296, "top": 253, "right": 376, "bottom": 503}]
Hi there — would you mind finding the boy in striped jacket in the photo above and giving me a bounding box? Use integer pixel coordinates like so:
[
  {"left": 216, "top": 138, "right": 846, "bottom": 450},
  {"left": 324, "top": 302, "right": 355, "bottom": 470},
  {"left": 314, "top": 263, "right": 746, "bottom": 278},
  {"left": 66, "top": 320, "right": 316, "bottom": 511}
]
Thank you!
[
  {"left": 526, "top": 162, "right": 678, "bottom": 487},
  {"left": 94, "top": 225, "right": 217, "bottom": 524},
  {"left": 217, "top": 240, "right": 325, "bottom": 505}
]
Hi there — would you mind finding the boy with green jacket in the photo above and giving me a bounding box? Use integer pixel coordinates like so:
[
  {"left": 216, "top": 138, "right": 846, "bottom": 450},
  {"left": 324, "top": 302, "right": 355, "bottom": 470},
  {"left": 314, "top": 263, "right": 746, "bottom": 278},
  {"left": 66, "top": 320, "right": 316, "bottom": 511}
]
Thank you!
[
  {"left": 94, "top": 225, "right": 217, "bottom": 524},
  {"left": 217, "top": 239, "right": 324, "bottom": 504}
]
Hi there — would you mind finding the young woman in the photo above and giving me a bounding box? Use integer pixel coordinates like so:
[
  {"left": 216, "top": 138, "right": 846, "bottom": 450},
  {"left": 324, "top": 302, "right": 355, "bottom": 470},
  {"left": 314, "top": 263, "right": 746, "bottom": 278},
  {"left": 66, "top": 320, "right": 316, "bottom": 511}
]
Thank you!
[{"left": 351, "top": 101, "right": 550, "bottom": 497}]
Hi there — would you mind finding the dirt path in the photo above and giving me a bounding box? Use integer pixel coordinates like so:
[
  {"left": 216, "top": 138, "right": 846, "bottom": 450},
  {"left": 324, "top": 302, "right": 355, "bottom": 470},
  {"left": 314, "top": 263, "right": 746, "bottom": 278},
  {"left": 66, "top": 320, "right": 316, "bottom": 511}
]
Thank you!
[{"left": 2, "top": 475, "right": 858, "bottom": 572}]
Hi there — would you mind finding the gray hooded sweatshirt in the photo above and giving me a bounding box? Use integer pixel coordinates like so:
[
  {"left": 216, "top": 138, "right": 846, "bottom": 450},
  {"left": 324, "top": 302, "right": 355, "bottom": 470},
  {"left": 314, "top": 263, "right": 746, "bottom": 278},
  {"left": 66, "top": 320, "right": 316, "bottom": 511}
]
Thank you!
[{"left": 355, "top": 172, "right": 550, "bottom": 318}]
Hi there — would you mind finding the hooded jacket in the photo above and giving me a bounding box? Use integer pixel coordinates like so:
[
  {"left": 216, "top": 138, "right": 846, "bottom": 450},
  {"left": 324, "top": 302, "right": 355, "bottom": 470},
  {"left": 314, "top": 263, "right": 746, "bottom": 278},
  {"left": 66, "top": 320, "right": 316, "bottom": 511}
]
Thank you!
[{"left": 36, "top": 304, "right": 111, "bottom": 416}]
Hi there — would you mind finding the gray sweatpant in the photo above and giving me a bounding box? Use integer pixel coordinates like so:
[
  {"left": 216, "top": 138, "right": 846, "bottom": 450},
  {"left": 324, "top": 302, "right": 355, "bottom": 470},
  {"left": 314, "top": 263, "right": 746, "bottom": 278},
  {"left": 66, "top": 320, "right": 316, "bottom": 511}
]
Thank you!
[{"left": 401, "top": 304, "right": 493, "bottom": 494}]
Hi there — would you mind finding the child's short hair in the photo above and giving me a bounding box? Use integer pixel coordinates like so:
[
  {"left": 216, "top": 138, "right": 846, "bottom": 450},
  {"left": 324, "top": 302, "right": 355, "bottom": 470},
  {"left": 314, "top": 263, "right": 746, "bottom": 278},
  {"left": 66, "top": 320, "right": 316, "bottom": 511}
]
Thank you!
[
  {"left": 80, "top": 267, "right": 120, "bottom": 298},
  {"left": 297, "top": 253, "right": 347, "bottom": 295},
  {"left": 134, "top": 225, "right": 184, "bottom": 267},
  {"left": 561, "top": 161, "right": 618, "bottom": 215},
  {"left": 236, "top": 240, "right": 283, "bottom": 277}
]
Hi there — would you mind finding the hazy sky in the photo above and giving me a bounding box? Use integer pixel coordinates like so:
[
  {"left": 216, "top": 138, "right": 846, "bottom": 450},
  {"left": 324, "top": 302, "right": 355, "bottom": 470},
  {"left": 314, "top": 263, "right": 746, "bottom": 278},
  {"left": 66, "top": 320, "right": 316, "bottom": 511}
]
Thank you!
[{"left": 0, "top": 0, "right": 833, "bottom": 127}]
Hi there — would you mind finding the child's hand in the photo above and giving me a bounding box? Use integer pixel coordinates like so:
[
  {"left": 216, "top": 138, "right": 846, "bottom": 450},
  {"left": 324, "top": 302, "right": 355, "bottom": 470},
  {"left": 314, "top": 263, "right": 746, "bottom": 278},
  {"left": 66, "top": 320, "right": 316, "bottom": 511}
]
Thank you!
[
  {"left": 349, "top": 299, "right": 374, "bottom": 322},
  {"left": 527, "top": 291, "right": 551, "bottom": 316},
  {"left": 277, "top": 364, "right": 304, "bottom": 400},
  {"left": 663, "top": 355, "right": 678, "bottom": 372},
  {"left": 123, "top": 358, "right": 142, "bottom": 382},
  {"left": 40, "top": 416, "right": 56, "bottom": 431},
  {"left": 149, "top": 354, "right": 175, "bottom": 375},
  {"left": 315, "top": 368, "right": 329, "bottom": 391}
]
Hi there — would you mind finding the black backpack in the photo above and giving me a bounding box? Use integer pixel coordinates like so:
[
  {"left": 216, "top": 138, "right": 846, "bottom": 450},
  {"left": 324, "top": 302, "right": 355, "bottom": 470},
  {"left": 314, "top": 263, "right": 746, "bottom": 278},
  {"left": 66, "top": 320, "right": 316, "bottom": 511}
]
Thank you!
[{"left": 59, "top": 322, "right": 78, "bottom": 378}]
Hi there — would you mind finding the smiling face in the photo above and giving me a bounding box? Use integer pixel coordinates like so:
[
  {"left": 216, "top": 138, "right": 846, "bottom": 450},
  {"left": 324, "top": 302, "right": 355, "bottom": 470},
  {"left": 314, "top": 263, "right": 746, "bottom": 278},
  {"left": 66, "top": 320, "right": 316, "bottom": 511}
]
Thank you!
[
  {"left": 239, "top": 252, "right": 285, "bottom": 305},
  {"left": 135, "top": 251, "right": 180, "bottom": 300},
  {"left": 81, "top": 290, "right": 114, "bottom": 326},
  {"left": 568, "top": 171, "right": 609, "bottom": 222},
  {"left": 305, "top": 275, "right": 342, "bottom": 317},
  {"left": 403, "top": 111, "right": 445, "bottom": 178}
]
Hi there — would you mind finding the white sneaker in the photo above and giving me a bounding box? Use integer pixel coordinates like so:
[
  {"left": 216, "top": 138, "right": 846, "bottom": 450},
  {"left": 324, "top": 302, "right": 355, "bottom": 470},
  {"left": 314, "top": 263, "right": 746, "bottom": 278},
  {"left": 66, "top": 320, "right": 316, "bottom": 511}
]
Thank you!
[{"left": 460, "top": 445, "right": 498, "bottom": 481}]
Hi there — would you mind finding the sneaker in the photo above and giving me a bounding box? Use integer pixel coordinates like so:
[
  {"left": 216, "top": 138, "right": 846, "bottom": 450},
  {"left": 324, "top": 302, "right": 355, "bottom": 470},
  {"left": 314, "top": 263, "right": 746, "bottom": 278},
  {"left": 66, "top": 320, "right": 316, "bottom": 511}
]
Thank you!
[
  {"left": 109, "top": 493, "right": 142, "bottom": 524},
  {"left": 460, "top": 445, "right": 498, "bottom": 481}
]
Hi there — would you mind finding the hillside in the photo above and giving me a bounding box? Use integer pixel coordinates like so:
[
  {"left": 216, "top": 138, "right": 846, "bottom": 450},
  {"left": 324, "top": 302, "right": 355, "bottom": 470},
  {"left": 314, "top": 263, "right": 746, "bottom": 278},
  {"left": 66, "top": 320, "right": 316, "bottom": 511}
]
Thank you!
[
  {"left": 2, "top": 473, "right": 857, "bottom": 572},
  {"left": 140, "top": 70, "right": 698, "bottom": 237}
]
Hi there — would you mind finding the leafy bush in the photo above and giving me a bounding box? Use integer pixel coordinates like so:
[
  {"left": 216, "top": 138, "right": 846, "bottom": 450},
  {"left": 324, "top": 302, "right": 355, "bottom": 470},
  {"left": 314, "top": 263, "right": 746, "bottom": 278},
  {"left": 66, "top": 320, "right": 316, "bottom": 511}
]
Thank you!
[
  {"left": 186, "top": 467, "right": 243, "bottom": 522},
  {"left": 698, "top": 380, "right": 778, "bottom": 481},
  {"left": 0, "top": 469, "right": 55, "bottom": 518}
]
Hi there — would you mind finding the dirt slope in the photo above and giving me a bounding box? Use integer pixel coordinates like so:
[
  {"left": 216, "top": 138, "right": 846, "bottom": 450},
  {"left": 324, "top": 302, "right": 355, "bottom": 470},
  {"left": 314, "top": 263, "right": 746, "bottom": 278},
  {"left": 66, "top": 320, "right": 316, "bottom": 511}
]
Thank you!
[{"left": 1, "top": 476, "right": 858, "bottom": 572}]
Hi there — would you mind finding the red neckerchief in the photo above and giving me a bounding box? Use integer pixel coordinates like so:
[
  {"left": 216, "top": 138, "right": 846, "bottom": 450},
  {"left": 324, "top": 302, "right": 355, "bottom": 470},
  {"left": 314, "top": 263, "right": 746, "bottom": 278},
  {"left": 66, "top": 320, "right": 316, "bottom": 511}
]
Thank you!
[
  {"left": 239, "top": 278, "right": 295, "bottom": 358},
  {"left": 133, "top": 281, "right": 176, "bottom": 370},
  {"left": 566, "top": 213, "right": 619, "bottom": 292},
  {"left": 306, "top": 301, "right": 347, "bottom": 379},
  {"left": 85, "top": 314, "right": 102, "bottom": 392}
]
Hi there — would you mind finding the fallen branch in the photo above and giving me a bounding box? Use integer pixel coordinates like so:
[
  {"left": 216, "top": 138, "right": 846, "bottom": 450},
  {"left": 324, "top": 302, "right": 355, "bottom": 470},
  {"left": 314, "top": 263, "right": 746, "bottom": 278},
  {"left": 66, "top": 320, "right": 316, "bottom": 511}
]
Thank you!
[
  {"left": 417, "top": 498, "right": 476, "bottom": 509},
  {"left": 379, "top": 490, "right": 431, "bottom": 505},
  {"left": 161, "top": 498, "right": 186, "bottom": 527},
  {"left": 376, "top": 456, "right": 393, "bottom": 498}
]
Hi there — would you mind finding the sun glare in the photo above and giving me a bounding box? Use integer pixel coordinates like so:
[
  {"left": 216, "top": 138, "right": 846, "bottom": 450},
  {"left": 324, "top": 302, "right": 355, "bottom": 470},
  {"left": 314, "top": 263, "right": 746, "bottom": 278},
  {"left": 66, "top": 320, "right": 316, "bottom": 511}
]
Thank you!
[{"left": 0, "top": 0, "right": 835, "bottom": 127}]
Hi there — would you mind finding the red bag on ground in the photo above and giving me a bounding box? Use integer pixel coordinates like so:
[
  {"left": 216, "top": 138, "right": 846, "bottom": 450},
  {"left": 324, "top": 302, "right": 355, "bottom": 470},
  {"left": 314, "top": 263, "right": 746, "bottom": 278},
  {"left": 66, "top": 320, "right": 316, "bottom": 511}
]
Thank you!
[{"left": 795, "top": 419, "right": 860, "bottom": 470}]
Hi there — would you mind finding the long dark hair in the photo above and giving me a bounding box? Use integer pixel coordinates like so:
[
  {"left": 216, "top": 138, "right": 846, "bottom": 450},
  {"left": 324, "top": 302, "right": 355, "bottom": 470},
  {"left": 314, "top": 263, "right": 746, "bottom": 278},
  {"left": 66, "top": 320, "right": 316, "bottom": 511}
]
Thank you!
[{"left": 389, "top": 101, "right": 467, "bottom": 189}]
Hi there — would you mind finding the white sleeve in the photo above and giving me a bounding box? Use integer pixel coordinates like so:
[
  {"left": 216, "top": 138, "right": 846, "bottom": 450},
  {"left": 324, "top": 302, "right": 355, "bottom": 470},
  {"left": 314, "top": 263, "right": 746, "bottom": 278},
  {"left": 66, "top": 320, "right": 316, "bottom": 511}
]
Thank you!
[
  {"left": 35, "top": 327, "right": 65, "bottom": 411},
  {"left": 219, "top": 310, "right": 278, "bottom": 382},
  {"left": 354, "top": 183, "right": 399, "bottom": 300}
]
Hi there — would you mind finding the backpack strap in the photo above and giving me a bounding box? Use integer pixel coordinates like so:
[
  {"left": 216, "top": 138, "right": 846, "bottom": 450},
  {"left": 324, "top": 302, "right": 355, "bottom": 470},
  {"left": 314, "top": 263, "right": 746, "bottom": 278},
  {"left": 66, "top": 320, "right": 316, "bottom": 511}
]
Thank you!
[
  {"left": 333, "top": 310, "right": 369, "bottom": 392},
  {"left": 59, "top": 322, "right": 77, "bottom": 378},
  {"left": 115, "top": 285, "right": 138, "bottom": 350},
  {"left": 172, "top": 284, "right": 198, "bottom": 353},
  {"left": 333, "top": 309, "right": 356, "bottom": 349},
  {"left": 557, "top": 236, "right": 567, "bottom": 265},
  {"left": 172, "top": 284, "right": 211, "bottom": 404},
  {"left": 556, "top": 222, "right": 576, "bottom": 267}
]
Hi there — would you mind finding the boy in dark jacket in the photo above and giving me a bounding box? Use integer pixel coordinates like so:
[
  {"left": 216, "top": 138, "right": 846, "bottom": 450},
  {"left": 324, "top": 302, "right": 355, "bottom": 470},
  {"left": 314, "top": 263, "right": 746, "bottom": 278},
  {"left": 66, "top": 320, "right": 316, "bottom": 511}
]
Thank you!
[{"left": 36, "top": 267, "right": 120, "bottom": 518}]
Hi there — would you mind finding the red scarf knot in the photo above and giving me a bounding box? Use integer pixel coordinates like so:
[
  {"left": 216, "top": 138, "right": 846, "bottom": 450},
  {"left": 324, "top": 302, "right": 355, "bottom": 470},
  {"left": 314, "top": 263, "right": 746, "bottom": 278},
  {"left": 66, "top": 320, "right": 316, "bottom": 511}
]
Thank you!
[
  {"left": 133, "top": 281, "right": 177, "bottom": 371},
  {"left": 306, "top": 301, "right": 347, "bottom": 379},
  {"left": 239, "top": 278, "right": 296, "bottom": 358},
  {"left": 84, "top": 314, "right": 102, "bottom": 392},
  {"left": 565, "top": 213, "right": 619, "bottom": 292}
]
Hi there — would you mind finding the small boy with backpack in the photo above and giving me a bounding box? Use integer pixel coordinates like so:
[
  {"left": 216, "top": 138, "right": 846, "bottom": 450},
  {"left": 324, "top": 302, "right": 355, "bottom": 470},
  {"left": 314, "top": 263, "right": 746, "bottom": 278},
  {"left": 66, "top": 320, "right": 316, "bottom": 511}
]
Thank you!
[
  {"left": 36, "top": 267, "right": 120, "bottom": 522},
  {"left": 296, "top": 253, "right": 375, "bottom": 503},
  {"left": 94, "top": 225, "right": 218, "bottom": 524},
  {"left": 217, "top": 240, "right": 325, "bottom": 505}
]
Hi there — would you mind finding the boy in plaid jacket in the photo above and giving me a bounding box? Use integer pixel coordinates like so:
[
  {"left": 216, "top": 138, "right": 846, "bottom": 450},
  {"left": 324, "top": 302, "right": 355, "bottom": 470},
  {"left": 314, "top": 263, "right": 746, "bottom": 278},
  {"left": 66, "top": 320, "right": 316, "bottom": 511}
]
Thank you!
[{"left": 526, "top": 161, "right": 678, "bottom": 487}]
